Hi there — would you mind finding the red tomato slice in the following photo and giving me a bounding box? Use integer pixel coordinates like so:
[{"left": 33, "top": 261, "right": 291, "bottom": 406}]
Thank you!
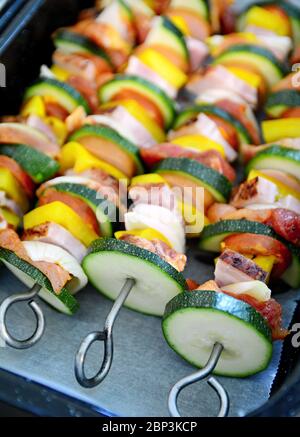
[
  {"left": 266, "top": 209, "right": 300, "bottom": 247},
  {"left": 140, "top": 142, "right": 236, "bottom": 181},
  {"left": 282, "top": 107, "right": 300, "bottom": 118},
  {"left": 44, "top": 101, "right": 69, "bottom": 120},
  {"left": 38, "top": 188, "right": 100, "bottom": 235},
  {"left": 67, "top": 75, "right": 99, "bottom": 112},
  {"left": 224, "top": 290, "right": 288, "bottom": 340},
  {"left": 186, "top": 278, "right": 200, "bottom": 290},
  {"left": 112, "top": 88, "right": 164, "bottom": 128},
  {"left": 216, "top": 99, "right": 261, "bottom": 145},
  {"left": 0, "top": 155, "right": 35, "bottom": 198}
]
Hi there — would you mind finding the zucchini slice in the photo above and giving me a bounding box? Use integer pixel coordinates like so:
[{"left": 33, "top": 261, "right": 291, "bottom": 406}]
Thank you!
[
  {"left": 173, "top": 104, "right": 252, "bottom": 145},
  {"left": 146, "top": 16, "right": 189, "bottom": 65},
  {"left": 83, "top": 238, "right": 186, "bottom": 316},
  {"left": 53, "top": 29, "right": 111, "bottom": 66},
  {"left": 213, "top": 44, "right": 288, "bottom": 88},
  {"left": 24, "top": 78, "right": 91, "bottom": 114},
  {"left": 43, "top": 181, "right": 117, "bottom": 237},
  {"left": 198, "top": 220, "right": 275, "bottom": 252},
  {"left": 281, "top": 245, "right": 300, "bottom": 288},
  {"left": 246, "top": 146, "right": 300, "bottom": 182},
  {"left": 0, "top": 143, "right": 59, "bottom": 183},
  {"left": 265, "top": 90, "right": 300, "bottom": 118},
  {"left": 280, "top": 1, "right": 300, "bottom": 44},
  {"left": 169, "top": 0, "right": 209, "bottom": 20},
  {"left": 155, "top": 157, "right": 232, "bottom": 203},
  {"left": 162, "top": 290, "right": 272, "bottom": 377},
  {"left": 98, "top": 74, "right": 176, "bottom": 129},
  {"left": 0, "top": 248, "right": 79, "bottom": 315},
  {"left": 69, "top": 124, "right": 144, "bottom": 177}
]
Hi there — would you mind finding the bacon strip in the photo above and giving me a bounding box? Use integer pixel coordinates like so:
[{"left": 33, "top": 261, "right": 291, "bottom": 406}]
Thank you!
[{"left": 119, "top": 234, "right": 187, "bottom": 272}]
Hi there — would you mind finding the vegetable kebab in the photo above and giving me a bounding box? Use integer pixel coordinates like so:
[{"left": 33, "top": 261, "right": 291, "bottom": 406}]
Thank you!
[
  {"left": 0, "top": 0, "right": 208, "bottom": 319},
  {"left": 161, "top": 2, "right": 300, "bottom": 380}
]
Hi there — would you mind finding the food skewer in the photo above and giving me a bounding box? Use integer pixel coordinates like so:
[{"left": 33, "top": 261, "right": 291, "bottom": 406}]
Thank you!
[
  {"left": 148, "top": 0, "right": 300, "bottom": 417},
  {"left": 74, "top": 231, "right": 187, "bottom": 388},
  {"left": 72, "top": 0, "right": 212, "bottom": 387},
  {"left": 168, "top": 342, "right": 229, "bottom": 417},
  {"left": 0, "top": 0, "right": 183, "bottom": 348},
  {"left": 160, "top": 1, "right": 300, "bottom": 417},
  {"left": 0, "top": 283, "right": 45, "bottom": 349},
  {"left": 0, "top": 0, "right": 115, "bottom": 346},
  {"left": 75, "top": 277, "right": 135, "bottom": 387},
  {"left": 0, "top": 0, "right": 299, "bottom": 419}
]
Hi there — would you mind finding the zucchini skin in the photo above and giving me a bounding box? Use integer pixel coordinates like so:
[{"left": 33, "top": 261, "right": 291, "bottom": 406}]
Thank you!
[
  {"left": 155, "top": 157, "right": 232, "bottom": 202},
  {"left": 159, "top": 16, "right": 189, "bottom": 60},
  {"left": 162, "top": 15, "right": 186, "bottom": 39},
  {"left": 238, "top": 0, "right": 275, "bottom": 15},
  {"left": 200, "top": 219, "right": 275, "bottom": 241},
  {"left": 163, "top": 290, "right": 272, "bottom": 342},
  {"left": 280, "top": 1, "right": 300, "bottom": 20},
  {"left": 280, "top": 242, "right": 300, "bottom": 288},
  {"left": 0, "top": 143, "right": 60, "bottom": 183},
  {"left": 199, "top": 219, "right": 300, "bottom": 287},
  {"left": 246, "top": 146, "right": 300, "bottom": 183},
  {"left": 50, "top": 182, "right": 118, "bottom": 214},
  {"left": 98, "top": 74, "right": 176, "bottom": 129},
  {"left": 86, "top": 237, "right": 187, "bottom": 290},
  {"left": 215, "top": 44, "right": 289, "bottom": 76},
  {"left": 53, "top": 29, "right": 112, "bottom": 65},
  {"left": 246, "top": 145, "right": 300, "bottom": 172},
  {"left": 48, "top": 182, "right": 117, "bottom": 236},
  {"left": 266, "top": 90, "right": 300, "bottom": 110},
  {"left": 163, "top": 290, "right": 273, "bottom": 377},
  {"left": 24, "top": 78, "right": 91, "bottom": 114}
]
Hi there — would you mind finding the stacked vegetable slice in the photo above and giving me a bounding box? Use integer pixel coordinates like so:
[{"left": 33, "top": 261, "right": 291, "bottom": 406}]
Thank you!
[
  {"left": 53, "top": 8, "right": 194, "bottom": 317},
  {"left": 0, "top": 0, "right": 206, "bottom": 317},
  {"left": 78, "top": 5, "right": 212, "bottom": 311},
  {"left": 0, "top": 121, "right": 60, "bottom": 229},
  {"left": 0, "top": 0, "right": 149, "bottom": 314},
  {"left": 0, "top": 0, "right": 298, "bottom": 381},
  {"left": 161, "top": 2, "right": 300, "bottom": 378}
]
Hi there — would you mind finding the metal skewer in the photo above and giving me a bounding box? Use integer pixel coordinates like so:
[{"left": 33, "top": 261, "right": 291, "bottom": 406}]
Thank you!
[
  {"left": 0, "top": 283, "right": 45, "bottom": 349},
  {"left": 75, "top": 278, "right": 135, "bottom": 388},
  {"left": 168, "top": 342, "right": 229, "bottom": 417}
]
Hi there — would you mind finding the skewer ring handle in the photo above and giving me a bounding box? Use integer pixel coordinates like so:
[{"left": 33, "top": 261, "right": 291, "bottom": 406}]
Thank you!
[
  {"left": 168, "top": 342, "right": 229, "bottom": 417},
  {"left": 75, "top": 330, "right": 113, "bottom": 388},
  {"left": 75, "top": 278, "right": 135, "bottom": 389},
  {"left": 0, "top": 284, "right": 45, "bottom": 349}
]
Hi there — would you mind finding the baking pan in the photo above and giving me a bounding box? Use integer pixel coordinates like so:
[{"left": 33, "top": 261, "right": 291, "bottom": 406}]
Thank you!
[
  {"left": 0, "top": 1, "right": 27, "bottom": 34},
  {"left": 0, "top": 0, "right": 94, "bottom": 114},
  {"left": 0, "top": 0, "right": 300, "bottom": 417}
]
